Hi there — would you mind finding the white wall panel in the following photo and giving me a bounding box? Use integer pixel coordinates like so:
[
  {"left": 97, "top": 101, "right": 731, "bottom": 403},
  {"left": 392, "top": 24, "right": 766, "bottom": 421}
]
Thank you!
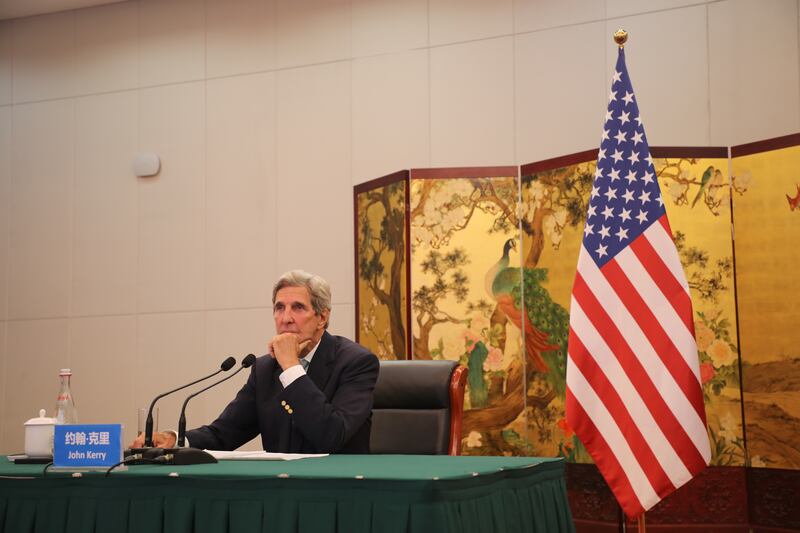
[
  {"left": 203, "top": 307, "right": 272, "bottom": 449},
  {"left": 516, "top": 22, "right": 606, "bottom": 163},
  {"left": 0, "top": 322, "right": 5, "bottom": 449},
  {"left": 0, "top": 21, "right": 11, "bottom": 106},
  {"left": 430, "top": 0, "right": 513, "bottom": 46},
  {"left": 74, "top": 1, "right": 139, "bottom": 95},
  {"left": 352, "top": 49, "right": 429, "bottom": 184},
  {"left": 138, "top": 83, "right": 205, "bottom": 313},
  {"left": 328, "top": 302, "right": 354, "bottom": 342},
  {"left": 430, "top": 37, "right": 515, "bottom": 166},
  {"left": 276, "top": 62, "right": 353, "bottom": 301},
  {"left": 0, "top": 107, "right": 9, "bottom": 321},
  {"left": 351, "top": 0, "right": 428, "bottom": 57},
  {"left": 73, "top": 92, "right": 138, "bottom": 316},
  {"left": 514, "top": 0, "right": 605, "bottom": 33},
  {"left": 606, "top": 0, "right": 707, "bottom": 19},
  {"left": 2, "top": 319, "right": 69, "bottom": 453},
  {"left": 138, "top": 0, "right": 205, "bottom": 87},
  {"left": 206, "top": 0, "right": 276, "bottom": 78},
  {"left": 606, "top": 6, "right": 710, "bottom": 146},
  {"left": 276, "top": 0, "right": 351, "bottom": 69},
  {"left": 136, "top": 312, "right": 207, "bottom": 433},
  {"left": 12, "top": 11, "right": 77, "bottom": 103},
  {"left": 709, "top": 0, "right": 800, "bottom": 145},
  {"left": 69, "top": 315, "right": 137, "bottom": 442},
  {"left": 9, "top": 100, "right": 73, "bottom": 320},
  {"left": 206, "top": 73, "right": 277, "bottom": 310}
]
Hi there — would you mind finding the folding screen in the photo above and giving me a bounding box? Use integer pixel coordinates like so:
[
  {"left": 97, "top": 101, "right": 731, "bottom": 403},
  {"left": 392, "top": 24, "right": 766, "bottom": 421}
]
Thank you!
[{"left": 354, "top": 137, "right": 800, "bottom": 529}]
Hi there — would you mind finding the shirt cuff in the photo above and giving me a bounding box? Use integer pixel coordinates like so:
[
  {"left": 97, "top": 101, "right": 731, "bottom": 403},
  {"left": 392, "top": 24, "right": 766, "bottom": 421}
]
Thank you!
[
  {"left": 279, "top": 364, "right": 306, "bottom": 388},
  {"left": 164, "top": 430, "right": 182, "bottom": 447}
]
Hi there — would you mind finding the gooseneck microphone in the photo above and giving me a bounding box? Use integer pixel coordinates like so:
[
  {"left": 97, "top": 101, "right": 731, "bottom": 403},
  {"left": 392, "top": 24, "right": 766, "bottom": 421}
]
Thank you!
[
  {"left": 143, "top": 356, "right": 237, "bottom": 447},
  {"left": 177, "top": 354, "right": 257, "bottom": 447}
]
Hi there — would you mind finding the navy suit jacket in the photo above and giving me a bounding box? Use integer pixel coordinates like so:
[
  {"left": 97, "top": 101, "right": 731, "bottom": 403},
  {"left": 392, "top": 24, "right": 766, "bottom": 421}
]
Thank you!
[{"left": 186, "top": 331, "right": 379, "bottom": 453}]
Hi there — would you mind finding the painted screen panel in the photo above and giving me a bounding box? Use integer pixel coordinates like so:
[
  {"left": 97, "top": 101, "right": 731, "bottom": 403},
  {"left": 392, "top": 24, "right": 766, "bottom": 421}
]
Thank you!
[
  {"left": 521, "top": 159, "right": 593, "bottom": 460},
  {"left": 732, "top": 143, "right": 800, "bottom": 469},
  {"left": 355, "top": 176, "right": 408, "bottom": 360},
  {"left": 655, "top": 154, "right": 744, "bottom": 467},
  {"left": 409, "top": 172, "right": 527, "bottom": 455}
]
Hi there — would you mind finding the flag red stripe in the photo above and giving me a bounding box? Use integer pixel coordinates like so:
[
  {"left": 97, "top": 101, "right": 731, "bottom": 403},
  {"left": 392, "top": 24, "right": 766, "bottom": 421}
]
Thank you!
[
  {"left": 566, "top": 387, "right": 645, "bottom": 517},
  {"left": 572, "top": 272, "right": 707, "bottom": 474},
  {"left": 600, "top": 258, "right": 707, "bottom": 421},
  {"left": 568, "top": 327, "right": 676, "bottom": 498},
  {"left": 658, "top": 213, "right": 672, "bottom": 236},
  {"left": 630, "top": 229, "right": 695, "bottom": 334}
]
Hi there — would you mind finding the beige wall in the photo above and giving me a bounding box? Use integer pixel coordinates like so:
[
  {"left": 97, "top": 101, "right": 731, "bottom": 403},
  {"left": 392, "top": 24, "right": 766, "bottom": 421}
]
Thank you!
[{"left": 0, "top": 0, "right": 797, "bottom": 453}]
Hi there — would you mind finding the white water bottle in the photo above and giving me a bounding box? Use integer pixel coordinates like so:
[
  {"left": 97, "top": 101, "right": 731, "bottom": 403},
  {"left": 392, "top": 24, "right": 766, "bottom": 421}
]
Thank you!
[{"left": 55, "top": 368, "right": 78, "bottom": 424}]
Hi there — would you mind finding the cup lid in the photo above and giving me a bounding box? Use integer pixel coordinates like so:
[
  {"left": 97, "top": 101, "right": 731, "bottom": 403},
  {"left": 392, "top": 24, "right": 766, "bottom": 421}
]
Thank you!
[{"left": 25, "top": 409, "right": 55, "bottom": 425}]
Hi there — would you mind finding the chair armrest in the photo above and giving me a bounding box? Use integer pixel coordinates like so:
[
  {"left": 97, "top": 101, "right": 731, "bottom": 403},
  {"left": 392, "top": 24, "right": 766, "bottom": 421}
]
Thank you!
[{"left": 448, "top": 365, "right": 469, "bottom": 456}]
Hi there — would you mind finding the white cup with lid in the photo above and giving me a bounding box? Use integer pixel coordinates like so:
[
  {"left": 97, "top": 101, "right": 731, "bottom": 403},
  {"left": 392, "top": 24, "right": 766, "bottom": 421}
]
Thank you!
[{"left": 24, "top": 409, "right": 55, "bottom": 457}]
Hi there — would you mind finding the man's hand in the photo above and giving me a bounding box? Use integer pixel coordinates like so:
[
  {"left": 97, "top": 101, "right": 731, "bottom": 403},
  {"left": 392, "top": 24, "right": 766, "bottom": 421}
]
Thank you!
[
  {"left": 269, "top": 333, "right": 312, "bottom": 371},
  {"left": 129, "top": 431, "right": 176, "bottom": 449}
]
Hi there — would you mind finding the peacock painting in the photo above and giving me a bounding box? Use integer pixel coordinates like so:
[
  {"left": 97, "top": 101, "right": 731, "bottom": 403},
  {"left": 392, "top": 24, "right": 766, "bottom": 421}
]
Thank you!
[{"left": 484, "top": 238, "right": 557, "bottom": 373}]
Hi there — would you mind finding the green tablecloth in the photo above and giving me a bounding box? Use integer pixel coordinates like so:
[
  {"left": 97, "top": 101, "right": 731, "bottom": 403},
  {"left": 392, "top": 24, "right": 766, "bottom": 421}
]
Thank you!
[{"left": 0, "top": 455, "right": 574, "bottom": 533}]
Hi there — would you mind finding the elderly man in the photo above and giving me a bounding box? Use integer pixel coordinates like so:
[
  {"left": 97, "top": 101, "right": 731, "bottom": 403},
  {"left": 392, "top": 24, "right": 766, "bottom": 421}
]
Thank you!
[{"left": 136, "top": 270, "right": 380, "bottom": 453}]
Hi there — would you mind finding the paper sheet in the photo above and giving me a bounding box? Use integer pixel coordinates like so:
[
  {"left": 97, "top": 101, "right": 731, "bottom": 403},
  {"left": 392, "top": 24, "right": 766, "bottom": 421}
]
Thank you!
[{"left": 206, "top": 450, "right": 328, "bottom": 461}]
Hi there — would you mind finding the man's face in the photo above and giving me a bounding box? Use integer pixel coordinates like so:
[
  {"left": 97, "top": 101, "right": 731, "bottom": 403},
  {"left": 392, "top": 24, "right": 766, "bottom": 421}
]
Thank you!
[{"left": 273, "top": 286, "right": 328, "bottom": 344}]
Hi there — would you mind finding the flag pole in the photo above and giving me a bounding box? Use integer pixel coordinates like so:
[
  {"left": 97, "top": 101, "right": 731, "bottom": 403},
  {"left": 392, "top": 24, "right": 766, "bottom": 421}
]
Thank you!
[{"left": 614, "top": 27, "right": 647, "bottom": 533}]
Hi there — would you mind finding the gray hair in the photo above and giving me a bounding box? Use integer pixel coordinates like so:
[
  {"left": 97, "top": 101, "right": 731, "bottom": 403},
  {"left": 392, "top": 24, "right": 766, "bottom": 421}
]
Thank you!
[{"left": 272, "top": 270, "right": 332, "bottom": 325}]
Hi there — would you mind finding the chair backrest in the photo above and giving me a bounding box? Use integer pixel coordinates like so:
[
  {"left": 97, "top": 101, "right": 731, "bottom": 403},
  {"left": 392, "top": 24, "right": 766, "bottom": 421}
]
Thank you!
[{"left": 370, "top": 360, "right": 468, "bottom": 455}]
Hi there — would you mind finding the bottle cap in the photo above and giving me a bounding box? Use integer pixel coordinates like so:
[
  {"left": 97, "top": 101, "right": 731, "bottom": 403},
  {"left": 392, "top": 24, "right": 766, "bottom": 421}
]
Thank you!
[{"left": 59, "top": 368, "right": 72, "bottom": 376}]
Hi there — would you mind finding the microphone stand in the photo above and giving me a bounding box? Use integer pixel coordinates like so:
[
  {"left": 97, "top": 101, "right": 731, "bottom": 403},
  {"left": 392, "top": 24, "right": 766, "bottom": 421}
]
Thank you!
[
  {"left": 129, "top": 356, "right": 236, "bottom": 457},
  {"left": 163, "top": 354, "right": 257, "bottom": 466}
]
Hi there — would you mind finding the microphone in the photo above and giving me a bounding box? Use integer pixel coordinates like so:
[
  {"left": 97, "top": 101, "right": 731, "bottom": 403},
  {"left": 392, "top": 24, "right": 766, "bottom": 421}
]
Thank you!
[
  {"left": 177, "top": 354, "right": 257, "bottom": 447},
  {"left": 142, "top": 356, "right": 236, "bottom": 447}
]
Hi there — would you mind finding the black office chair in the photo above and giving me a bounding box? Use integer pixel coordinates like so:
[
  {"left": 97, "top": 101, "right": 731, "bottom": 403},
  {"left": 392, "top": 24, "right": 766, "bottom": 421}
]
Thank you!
[{"left": 370, "top": 360, "right": 468, "bottom": 456}]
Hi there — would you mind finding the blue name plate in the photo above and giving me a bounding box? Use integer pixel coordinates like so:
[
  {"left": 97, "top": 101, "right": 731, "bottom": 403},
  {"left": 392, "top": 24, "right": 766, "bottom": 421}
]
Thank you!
[{"left": 53, "top": 424, "right": 123, "bottom": 468}]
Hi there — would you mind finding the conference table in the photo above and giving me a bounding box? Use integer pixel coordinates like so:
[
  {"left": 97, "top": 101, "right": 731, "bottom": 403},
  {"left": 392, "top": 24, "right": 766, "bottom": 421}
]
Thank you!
[{"left": 0, "top": 454, "right": 574, "bottom": 533}]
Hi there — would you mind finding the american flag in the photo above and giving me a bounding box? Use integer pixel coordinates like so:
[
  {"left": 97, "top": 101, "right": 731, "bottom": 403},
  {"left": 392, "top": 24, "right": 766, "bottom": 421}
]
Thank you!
[{"left": 565, "top": 47, "right": 711, "bottom": 518}]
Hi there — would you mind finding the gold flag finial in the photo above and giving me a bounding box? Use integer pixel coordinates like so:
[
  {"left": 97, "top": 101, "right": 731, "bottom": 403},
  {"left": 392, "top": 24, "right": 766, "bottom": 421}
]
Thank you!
[{"left": 613, "top": 29, "right": 628, "bottom": 48}]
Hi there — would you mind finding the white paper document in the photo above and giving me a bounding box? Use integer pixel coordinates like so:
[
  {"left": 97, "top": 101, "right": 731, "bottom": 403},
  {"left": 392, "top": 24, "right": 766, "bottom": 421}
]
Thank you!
[{"left": 206, "top": 450, "right": 328, "bottom": 461}]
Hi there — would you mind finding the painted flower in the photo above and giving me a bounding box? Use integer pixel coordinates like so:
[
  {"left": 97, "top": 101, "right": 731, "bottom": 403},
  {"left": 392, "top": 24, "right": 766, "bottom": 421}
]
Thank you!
[
  {"left": 483, "top": 346, "right": 504, "bottom": 372},
  {"left": 462, "top": 329, "right": 481, "bottom": 350},
  {"left": 441, "top": 335, "right": 464, "bottom": 359},
  {"left": 718, "top": 412, "right": 738, "bottom": 441},
  {"left": 557, "top": 418, "right": 575, "bottom": 441},
  {"left": 732, "top": 171, "right": 752, "bottom": 192},
  {"left": 669, "top": 180, "right": 687, "bottom": 203},
  {"left": 699, "top": 362, "right": 715, "bottom": 384},
  {"left": 694, "top": 321, "right": 715, "bottom": 352},
  {"left": 465, "top": 431, "right": 483, "bottom": 448},
  {"left": 708, "top": 339, "right": 737, "bottom": 368},
  {"left": 471, "top": 315, "right": 489, "bottom": 332}
]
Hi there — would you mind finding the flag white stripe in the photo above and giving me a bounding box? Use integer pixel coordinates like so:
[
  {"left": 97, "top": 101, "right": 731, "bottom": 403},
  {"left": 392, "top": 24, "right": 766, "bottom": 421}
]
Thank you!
[
  {"left": 569, "top": 297, "right": 692, "bottom": 484},
  {"left": 577, "top": 245, "right": 709, "bottom": 455},
  {"left": 615, "top": 246, "right": 700, "bottom": 381},
  {"left": 644, "top": 222, "right": 690, "bottom": 293},
  {"left": 567, "top": 356, "right": 660, "bottom": 510}
]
